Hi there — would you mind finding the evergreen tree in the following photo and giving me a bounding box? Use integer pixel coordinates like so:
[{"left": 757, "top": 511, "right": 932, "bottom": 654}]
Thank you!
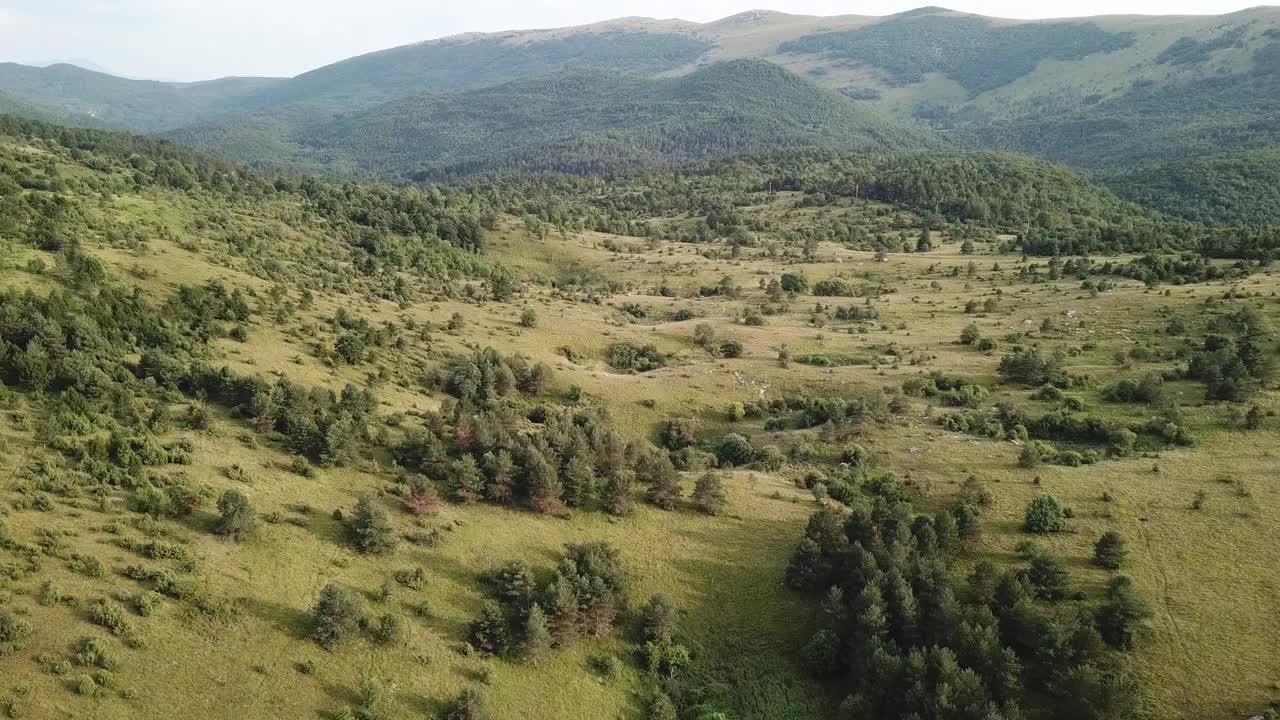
[
  {"left": 1092, "top": 531, "right": 1128, "bottom": 570},
  {"left": 449, "top": 455, "right": 485, "bottom": 504},
  {"left": 691, "top": 472, "right": 728, "bottom": 516},
  {"left": 1023, "top": 495, "right": 1066, "bottom": 533},
  {"left": 601, "top": 470, "right": 635, "bottom": 516},
  {"left": 348, "top": 495, "right": 398, "bottom": 554},
  {"left": 310, "top": 583, "right": 364, "bottom": 648},
  {"left": 519, "top": 603, "right": 553, "bottom": 665}
]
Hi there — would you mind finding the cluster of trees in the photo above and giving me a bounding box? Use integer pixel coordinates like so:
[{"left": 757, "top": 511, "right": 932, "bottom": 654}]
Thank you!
[
  {"left": 903, "top": 373, "right": 990, "bottom": 408},
  {"left": 1184, "top": 306, "right": 1274, "bottom": 402},
  {"left": 1058, "top": 254, "right": 1257, "bottom": 286},
  {"left": 396, "top": 393, "right": 687, "bottom": 516},
  {"left": 939, "top": 400, "right": 1188, "bottom": 466},
  {"left": 468, "top": 542, "right": 627, "bottom": 662},
  {"left": 785, "top": 488, "right": 1150, "bottom": 720}
]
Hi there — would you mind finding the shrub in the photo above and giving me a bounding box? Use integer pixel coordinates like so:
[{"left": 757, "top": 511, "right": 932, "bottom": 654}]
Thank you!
[
  {"left": 719, "top": 340, "right": 744, "bottom": 358},
  {"left": 443, "top": 688, "right": 485, "bottom": 720},
  {"left": 1023, "top": 495, "right": 1066, "bottom": 534},
  {"left": 960, "top": 323, "right": 981, "bottom": 345},
  {"left": 88, "top": 600, "right": 135, "bottom": 638},
  {"left": 519, "top": 308, "right": 538, "bottom": 328},
  {"left": 0, "top": 609, "right": 33, "bottom": 655}
]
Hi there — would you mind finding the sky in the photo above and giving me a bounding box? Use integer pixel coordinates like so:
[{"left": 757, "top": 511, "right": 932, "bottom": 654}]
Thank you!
[{"left": 0, "top": 0, "right": 1269, "bottom": 81}]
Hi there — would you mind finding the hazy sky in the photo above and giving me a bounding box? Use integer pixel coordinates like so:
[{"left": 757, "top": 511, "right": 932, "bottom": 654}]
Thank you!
[{"left": 0, "top": 0, "right": 1268, "bottom": 81}]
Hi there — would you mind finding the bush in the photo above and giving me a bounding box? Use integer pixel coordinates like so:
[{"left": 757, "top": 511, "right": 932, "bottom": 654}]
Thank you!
[
  {"left": 1023, "top": 495, "right": 1066, "bottom": 534},
  {"left": 443, "top": 688, "right": 485, "bottom": 720},
  {"left": 87, "top": 600, "right": 133, "bottom": 633},
  {"left": 0, "top": 609, "right": 33, "bottom": 655},
  {"left": 715, "top": 434, "right": 756, "bottom": 467},
  {"left": 519, "top": 308, "right": 538, "bottom": 328}
]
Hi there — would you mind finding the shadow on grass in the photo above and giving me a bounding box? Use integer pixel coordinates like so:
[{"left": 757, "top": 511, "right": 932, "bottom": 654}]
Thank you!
[{"left": 240, "top": 596, "right": 312, "bottom": 640}]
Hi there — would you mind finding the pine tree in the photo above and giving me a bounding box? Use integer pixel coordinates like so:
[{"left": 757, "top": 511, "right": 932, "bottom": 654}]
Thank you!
[
  {"left": 449, "top": 455, "right": 485, "bottom": 504},
  {"left": 601, "top": 470, "right": 635, "bottom": 516},
  {"left": 562, "top": 454, "right": 597, "bottom": 507},
  {"left": 1092, "top": 530, "right": 1128, "bottom": 570},
  {"left": 348, "top": 495, "right": 398, "bottom": 554},
  {"left": 519, "top": 603, "right": 553, "bottom": 665},
  {"left": 310, "top": 583, "right": 363, "bottom": 648}
]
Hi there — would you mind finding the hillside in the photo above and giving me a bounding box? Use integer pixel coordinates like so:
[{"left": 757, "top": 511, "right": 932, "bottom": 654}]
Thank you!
[
  {"left": 2, "top": 115, "right": 1279, "bottom": 720},
  {"left": 1108, "top": 147, "right": 1280, "bottom": 226},
  {"left": 201, "top": 61, "right": 936, "bottom": 179}
]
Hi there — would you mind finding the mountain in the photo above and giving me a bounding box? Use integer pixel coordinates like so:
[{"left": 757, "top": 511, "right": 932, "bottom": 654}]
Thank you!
[
  {"left": 4, "top": 7, "right": 1280, "bottom": 218},
  {"left": 0, "top": 62, "right": 285, "bottom": 132},
  {"left": 175, "top": 60, "right": 936, "bottom": 179}
]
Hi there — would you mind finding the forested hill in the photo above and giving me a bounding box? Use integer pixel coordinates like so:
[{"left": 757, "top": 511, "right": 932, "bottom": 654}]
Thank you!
[
  {"left": 0, "top": 63, "right": 284, "bottom": 133},
  {"left": 1107, "top": 148, "right": 1280, "bottom": 227},
  {"left": 184, "top": 60, "right": 935, "bottom": 180}
]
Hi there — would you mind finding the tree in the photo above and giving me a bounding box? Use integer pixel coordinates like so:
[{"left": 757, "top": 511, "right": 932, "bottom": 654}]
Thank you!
[
  {"left": 519, "top": 603, "right": 553, "bottom": 665},
  {"left": 691, "top": 472, "right": 727, "bottom": 516},
  {"left": 646, "top": 470, "right": 682, "bottom": 511},
  {"left": 639, "top": 594, "right": 678, "bottom": 644},
  {"left": 310, "top": 583, "right": 363, "bottom": 648},
  {"left": 658, "top": 418, "right": 696, "bottom": 451},
  {"left": 214, "top": 489, "right": 256, "bottom": 542},
  {"left": 1244, "top": 405, "right": 1264, "bottom": 430},
  {"left": 916, "top": 228, "right": 932, "bottom": 252},
  {"left": 1024, "top": 553, "right": 1071, "bottom": 601},
  {"left": 960, "top": 323, "right": 981, "bottom": 346},
  {"left": 1095, "top": 575, "right": 1151, "bottom": 649},
  {"left": 469, "top": 601, "right": 511, "bottom": 656},
  {"left": 602, "top": 470, "right": 635, "bottom": 516},
  {"left": 519, "top": 308, "right": 538, "bottom": 328},
  {"left": 348, "top": 495, "right": 398, "bottom": 554},
  {"left": 1023, "top": 495, "right": 1066, "bottom": 533},
  {"left": 780, "top": 272, "right": 809, "bottom": 294},
  {"left": 715, "top": 433, "right": 756, "bottom": 467},
  {"left": 449, "top": 456, "right": 485, "bottom": 504},
  {"left": 1092, "top": 531, "right": 1128, "bottom": 570}
]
